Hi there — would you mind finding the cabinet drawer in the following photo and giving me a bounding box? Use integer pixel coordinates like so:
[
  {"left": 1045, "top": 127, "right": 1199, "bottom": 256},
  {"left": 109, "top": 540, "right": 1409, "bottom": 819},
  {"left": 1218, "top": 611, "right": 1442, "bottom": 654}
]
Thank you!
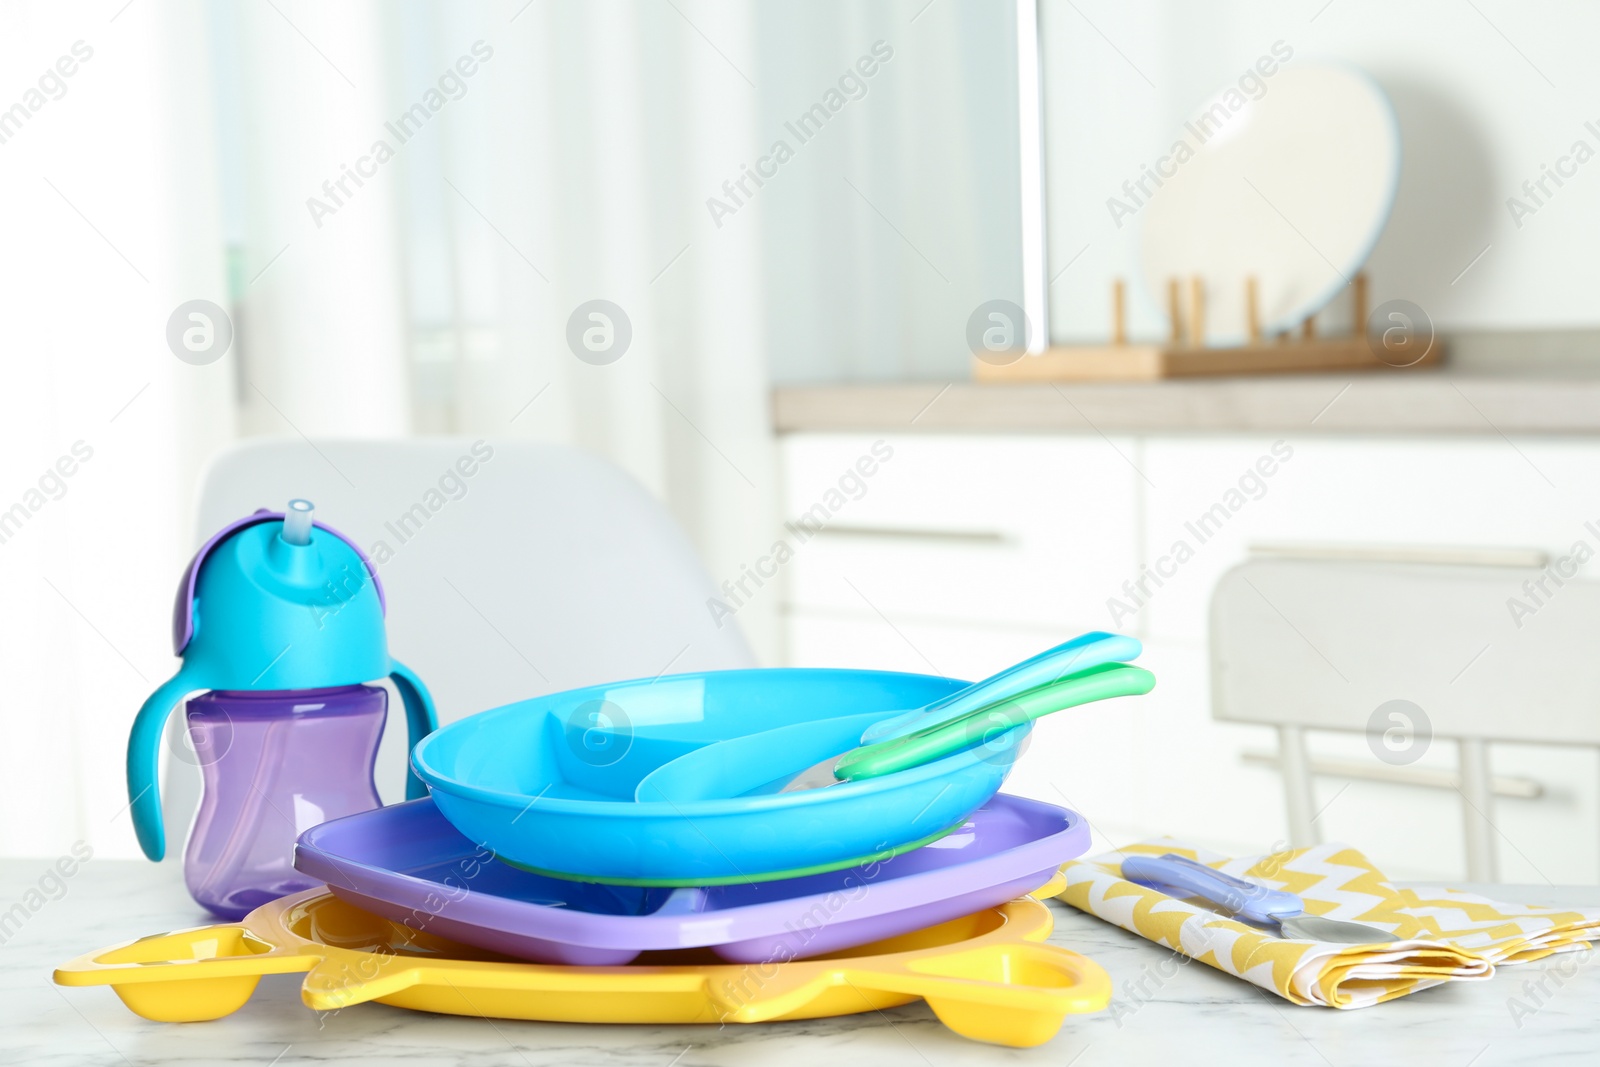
[{"left": 779, "top": 434, "right": 1139, "bottom": 629}]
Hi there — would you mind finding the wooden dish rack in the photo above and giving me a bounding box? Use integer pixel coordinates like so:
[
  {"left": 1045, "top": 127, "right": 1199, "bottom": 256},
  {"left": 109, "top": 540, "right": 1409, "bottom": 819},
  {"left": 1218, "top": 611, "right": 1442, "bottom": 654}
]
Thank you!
[{"left": 974, "top": 274, "right": 1442, "bottom": 382}]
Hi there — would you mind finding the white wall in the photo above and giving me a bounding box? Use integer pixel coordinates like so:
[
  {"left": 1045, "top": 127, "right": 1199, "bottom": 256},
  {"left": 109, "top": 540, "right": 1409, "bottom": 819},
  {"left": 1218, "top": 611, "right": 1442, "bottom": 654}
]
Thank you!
[{"left": 1041, "top": 0, "right": 1600, "bottom": 342}]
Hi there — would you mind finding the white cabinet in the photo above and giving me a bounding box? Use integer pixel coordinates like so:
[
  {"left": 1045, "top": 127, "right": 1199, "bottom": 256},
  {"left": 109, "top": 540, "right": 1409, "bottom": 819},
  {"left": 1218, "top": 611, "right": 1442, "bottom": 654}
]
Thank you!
[{"left": 778, "top": 431, "right": 1600, "bottom": 881}]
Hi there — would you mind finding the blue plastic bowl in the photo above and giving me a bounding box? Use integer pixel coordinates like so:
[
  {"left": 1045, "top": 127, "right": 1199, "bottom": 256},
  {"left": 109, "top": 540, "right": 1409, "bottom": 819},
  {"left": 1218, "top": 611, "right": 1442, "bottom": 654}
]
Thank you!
[{"left": 410, "top": 668, "right": 1028, "bottom": 886}]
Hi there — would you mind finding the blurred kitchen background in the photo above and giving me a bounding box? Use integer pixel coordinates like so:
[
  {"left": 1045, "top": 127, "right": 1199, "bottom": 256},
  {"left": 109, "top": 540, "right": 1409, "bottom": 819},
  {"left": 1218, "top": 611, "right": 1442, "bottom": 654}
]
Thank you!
[{"left": 6, "top": 0, "right": 1600, "bottom": 887}]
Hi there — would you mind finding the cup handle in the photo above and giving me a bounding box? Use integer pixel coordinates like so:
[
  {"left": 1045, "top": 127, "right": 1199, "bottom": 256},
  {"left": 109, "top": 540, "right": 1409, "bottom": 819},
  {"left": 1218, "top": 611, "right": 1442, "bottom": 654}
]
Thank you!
[
  {"left": 389, "top": 658, "right": 438, "bottom": 800},
  {"left": 125, "top": 663, "right": 208, "bottom": 861}
]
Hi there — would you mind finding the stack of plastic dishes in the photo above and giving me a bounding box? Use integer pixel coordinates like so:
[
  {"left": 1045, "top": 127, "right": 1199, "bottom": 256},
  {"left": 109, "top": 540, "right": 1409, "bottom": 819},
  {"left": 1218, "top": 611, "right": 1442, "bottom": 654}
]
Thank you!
[{"left": 339, "top": 633, "right": 1148, "bottom": 1041}]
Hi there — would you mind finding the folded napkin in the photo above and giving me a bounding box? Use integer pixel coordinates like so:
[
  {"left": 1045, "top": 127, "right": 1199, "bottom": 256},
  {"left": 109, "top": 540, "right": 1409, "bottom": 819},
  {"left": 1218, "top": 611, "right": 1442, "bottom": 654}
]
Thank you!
[{"left": 1055, "top": 838, "right": 1600, "bottom": 1008}]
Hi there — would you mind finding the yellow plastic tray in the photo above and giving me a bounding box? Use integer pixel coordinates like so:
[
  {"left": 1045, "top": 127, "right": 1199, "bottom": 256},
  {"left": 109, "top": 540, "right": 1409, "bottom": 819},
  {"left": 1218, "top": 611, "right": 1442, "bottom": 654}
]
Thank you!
[{"left": 55, "top": 886, "right": 1107, "bottom": 1048}]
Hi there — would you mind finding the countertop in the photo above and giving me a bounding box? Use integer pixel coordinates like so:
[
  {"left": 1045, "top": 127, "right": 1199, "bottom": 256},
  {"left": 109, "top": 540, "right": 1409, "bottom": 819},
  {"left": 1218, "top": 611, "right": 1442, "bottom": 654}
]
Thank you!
[
  {"left": 772, "top": 373, "right": 1600, "bottom": 435},
  {"left": 6, "top": 860, "right": 1599, "bottom": 1065}
]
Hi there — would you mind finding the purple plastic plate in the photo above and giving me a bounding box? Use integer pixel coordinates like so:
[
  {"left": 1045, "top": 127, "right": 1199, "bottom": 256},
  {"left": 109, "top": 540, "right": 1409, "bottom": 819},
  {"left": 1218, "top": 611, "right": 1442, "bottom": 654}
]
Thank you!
[{"left": 295, "top": 793, "right": 1087, "bottom": 965}]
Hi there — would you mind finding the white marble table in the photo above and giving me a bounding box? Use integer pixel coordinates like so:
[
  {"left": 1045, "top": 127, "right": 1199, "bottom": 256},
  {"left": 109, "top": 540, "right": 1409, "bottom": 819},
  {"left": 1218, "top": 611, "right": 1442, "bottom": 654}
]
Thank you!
[{"left": 4, "top": 859, "right": 1596, "bottom": 1066}]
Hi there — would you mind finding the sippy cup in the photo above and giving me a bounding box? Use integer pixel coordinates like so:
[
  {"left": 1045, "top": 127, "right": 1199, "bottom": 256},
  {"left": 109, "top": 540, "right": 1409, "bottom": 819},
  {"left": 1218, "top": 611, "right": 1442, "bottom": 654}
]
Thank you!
[{"left": 126, "top": 499, "right": 437, "bottom": 919}]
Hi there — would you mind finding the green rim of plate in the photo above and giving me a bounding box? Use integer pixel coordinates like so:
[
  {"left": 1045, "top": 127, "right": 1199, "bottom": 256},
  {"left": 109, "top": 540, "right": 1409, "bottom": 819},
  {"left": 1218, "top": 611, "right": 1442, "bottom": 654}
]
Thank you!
[{"left": 494, "top": 819, "right": 970, "bottom": 887}]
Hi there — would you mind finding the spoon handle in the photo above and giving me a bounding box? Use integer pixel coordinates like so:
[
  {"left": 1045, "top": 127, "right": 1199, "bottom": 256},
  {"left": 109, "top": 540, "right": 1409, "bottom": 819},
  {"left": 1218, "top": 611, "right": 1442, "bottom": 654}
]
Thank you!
[
  {"left": 836, "top": 663, "right": 1155, "bottom": 781},
  {"left": 1120, "top": 853, "right": 1304, "bottom": 924},
  {"left": 860, "top": 631, "right": 1144, "bottom": 744}
]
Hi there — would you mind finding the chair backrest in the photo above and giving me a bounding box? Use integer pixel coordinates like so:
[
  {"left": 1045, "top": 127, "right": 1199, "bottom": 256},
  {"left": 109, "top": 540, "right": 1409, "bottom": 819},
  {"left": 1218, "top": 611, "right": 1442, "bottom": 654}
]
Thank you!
[
  {"left": 1210, "top": 553, "right": 1600, "bottom": 880},
  {"left": 1212, "top": 555, "right": 1600, "bottom": 744},
  {"left": 162, "top": 438, "right": 756, "bottom": 839}
]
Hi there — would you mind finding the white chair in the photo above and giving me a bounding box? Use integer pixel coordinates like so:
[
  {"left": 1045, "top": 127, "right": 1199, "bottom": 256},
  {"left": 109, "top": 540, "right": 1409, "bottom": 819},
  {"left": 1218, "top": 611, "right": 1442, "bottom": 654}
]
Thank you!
[
  {"left": 1210, "top": 551, "right": 1600, "bottom": 881},
  {"left": 161, "top": 438, "right": 756, "bottom": 840}
]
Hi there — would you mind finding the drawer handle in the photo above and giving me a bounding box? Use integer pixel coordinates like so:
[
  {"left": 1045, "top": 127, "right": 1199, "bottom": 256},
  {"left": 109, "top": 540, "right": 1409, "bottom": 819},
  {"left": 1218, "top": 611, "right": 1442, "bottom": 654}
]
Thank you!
[{"left": 804, "top": 524, "right": 1009, "bottom": 545}]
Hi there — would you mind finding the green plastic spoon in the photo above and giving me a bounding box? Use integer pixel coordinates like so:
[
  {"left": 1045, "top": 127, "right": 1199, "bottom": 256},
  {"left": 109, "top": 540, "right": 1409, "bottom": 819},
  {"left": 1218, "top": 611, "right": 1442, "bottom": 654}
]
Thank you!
[{"left": 782, "top": 663, "right": 1156, "bottom": 790}]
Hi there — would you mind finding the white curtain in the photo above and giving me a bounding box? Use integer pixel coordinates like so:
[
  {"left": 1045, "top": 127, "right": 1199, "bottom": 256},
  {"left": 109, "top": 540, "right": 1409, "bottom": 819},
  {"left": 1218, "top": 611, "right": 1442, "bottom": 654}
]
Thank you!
[
  {"left": 221, "top": 0, "right": 779, "bottom": 660},
  {"left": 0, "top": 0, "right": 234, "bottom": 859},
  {"left": 215, "top": 0, "right": 1018, "bottom": 664}
]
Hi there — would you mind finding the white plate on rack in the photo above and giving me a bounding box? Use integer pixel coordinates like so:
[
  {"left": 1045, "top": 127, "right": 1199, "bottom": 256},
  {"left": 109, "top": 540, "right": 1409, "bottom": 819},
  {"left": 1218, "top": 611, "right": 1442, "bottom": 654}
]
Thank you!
[{"left": 1138, "top": 63, "right": 1400, "bottom": 345}]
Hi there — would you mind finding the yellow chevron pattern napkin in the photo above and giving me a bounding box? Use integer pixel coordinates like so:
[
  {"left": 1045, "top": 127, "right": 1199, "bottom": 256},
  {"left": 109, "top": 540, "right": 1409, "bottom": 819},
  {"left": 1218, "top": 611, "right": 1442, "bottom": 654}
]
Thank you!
[{"left": 1055, "top": 839, "right": 1600, "bottom": 1008}]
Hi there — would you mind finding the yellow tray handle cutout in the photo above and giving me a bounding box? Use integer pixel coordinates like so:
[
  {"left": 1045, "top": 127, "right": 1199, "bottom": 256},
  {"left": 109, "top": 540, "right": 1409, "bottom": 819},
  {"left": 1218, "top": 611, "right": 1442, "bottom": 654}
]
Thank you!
[{"left": 53, "top": 922, "right": 322, "bottom": 1023}]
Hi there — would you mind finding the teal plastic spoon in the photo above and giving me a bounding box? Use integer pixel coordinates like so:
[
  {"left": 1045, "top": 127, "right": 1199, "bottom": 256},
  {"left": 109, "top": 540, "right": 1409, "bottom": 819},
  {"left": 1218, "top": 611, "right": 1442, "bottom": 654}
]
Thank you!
[
  {"left": 856, "top": 631, "right": 1142, "bottom": 745},
  {"left": 768, "top": 632, "right": 1141, "bottom": 794},
  {"left": 782, "top": 662, "right": 1156, "bottom": 791}
]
